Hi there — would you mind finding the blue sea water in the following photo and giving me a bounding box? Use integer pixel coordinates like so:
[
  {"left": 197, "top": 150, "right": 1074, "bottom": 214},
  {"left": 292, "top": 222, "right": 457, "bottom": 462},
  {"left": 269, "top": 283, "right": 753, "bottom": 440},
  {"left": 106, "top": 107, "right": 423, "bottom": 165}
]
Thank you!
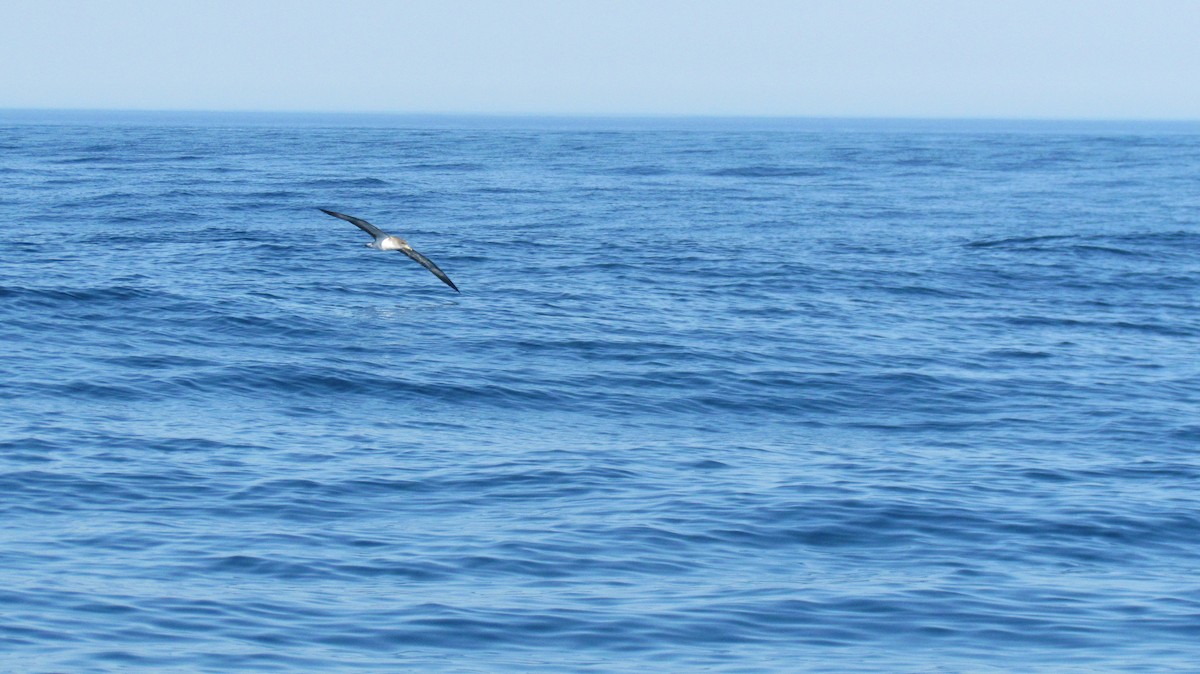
[{"left": 1, "top": 110, "right": 1198, "bottom": 672}]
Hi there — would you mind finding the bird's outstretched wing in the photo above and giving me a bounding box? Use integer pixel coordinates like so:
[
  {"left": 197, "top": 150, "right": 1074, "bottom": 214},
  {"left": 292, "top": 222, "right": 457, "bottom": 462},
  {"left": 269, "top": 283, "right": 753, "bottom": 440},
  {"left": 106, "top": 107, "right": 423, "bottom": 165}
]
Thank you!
[
  {"left": 320, "top": 209, "right": 384, "bottom": 239},
  {"left": 399, "top": 247, "right": 460, "bottom": 292}
]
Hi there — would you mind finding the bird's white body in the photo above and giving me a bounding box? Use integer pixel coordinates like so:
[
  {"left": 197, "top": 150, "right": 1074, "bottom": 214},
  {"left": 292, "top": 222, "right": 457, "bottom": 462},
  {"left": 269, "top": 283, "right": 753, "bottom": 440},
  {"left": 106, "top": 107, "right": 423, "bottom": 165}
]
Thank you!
[{"left": 370, "top": 235, "right": 409, "bottom": 251}]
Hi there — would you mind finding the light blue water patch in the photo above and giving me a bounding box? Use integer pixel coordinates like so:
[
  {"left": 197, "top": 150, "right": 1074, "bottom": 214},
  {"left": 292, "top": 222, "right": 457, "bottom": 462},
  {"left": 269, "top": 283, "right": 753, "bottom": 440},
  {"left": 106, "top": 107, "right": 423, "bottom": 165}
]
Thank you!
[{"left": 1, "top": 112, "right": 1198, "bottom": 672}]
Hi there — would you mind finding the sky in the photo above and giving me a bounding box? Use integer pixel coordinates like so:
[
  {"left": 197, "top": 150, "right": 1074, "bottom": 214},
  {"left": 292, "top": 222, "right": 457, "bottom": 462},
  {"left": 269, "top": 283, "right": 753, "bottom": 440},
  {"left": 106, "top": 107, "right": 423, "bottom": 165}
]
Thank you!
[{"left": 2, "top": 0, "right": 1199, "bottom": 120}]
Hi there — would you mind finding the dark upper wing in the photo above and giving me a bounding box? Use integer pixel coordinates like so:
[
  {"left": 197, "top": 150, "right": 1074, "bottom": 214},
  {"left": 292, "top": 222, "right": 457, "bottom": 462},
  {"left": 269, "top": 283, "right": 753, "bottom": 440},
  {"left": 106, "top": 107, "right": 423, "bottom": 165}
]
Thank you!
[
  {"left": 320, "top": 209, "right": 384, "bottom": 239},
  {"left": 398, "top": 246, "right": 460, "bottom": 292}
]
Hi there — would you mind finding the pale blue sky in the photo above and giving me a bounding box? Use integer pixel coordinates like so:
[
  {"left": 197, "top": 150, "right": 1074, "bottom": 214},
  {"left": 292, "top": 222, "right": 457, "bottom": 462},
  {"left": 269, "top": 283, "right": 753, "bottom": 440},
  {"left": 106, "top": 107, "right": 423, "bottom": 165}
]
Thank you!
[{"left": 3, "top": 0, "right": 1199, "bottom": 119}]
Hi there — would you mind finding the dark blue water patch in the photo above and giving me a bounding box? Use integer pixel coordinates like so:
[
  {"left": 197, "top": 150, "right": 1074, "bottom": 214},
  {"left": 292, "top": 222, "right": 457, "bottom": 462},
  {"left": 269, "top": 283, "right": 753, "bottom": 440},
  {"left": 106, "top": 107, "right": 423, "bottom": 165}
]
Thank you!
[
  {"left": 241, "top": 189, "right": 305, "bottom": 200},
  {"left": 877, "top": 283, "right": 981, "bottom": 298},
  {"left": 891, "top": 155, "right": 963, "bottom": 169},
  {"left": 1066, "top": 243, "right": 1143, "bottom": 257},
  {"left": 984, "top": 348, "right": 1054, "bottom": 360},
  {"left": 472, "top": 186, "right": 545, "bottom": 194},
  {"left": 0, "top": 283, "right": 164, "bottom": 306},
  {"left": 965, "top": 234, "right": 1084, "bottom": 248},
  {"left": 1004, "top": 315, "right": 1196, "bottom": 337},
  {"left": 98, "top": 354, "right": 219, "bottom": 370},
  {"left": 963, "top": 234, "right": 1164, "bottom": 261},
  {"left": 609, "top": 165, "right": 672, "bottom": 176},
  {"left": 404, "top": 162, "right": 488, "bottom": 172},
  {"left": 708, "top": 165, "right": 823, "bottom": 178},
  {"left": 50, "top": 154, "right": 136, "bottom": 165},
  {"left": 300, "top": 177, "right": 392, "bottom": 187}
]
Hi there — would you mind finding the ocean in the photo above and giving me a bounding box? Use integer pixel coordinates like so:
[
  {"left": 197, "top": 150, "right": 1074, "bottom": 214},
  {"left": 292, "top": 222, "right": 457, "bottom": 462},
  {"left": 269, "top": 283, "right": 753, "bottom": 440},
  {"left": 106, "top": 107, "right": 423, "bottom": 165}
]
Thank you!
[{"left": 1, "top": 111, "right": 1198, "bottom": 672}]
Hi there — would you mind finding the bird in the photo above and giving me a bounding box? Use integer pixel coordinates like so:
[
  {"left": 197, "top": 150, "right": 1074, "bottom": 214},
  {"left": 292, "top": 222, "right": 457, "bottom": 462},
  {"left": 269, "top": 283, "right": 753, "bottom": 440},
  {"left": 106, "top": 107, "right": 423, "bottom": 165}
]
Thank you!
[{"left": 319, "top": 209, "right": 459, "bottom": 292}]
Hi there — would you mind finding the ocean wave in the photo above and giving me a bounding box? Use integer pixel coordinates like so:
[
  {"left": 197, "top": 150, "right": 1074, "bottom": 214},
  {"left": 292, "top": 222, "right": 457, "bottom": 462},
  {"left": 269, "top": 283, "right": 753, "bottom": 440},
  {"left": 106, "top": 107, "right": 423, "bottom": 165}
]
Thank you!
[
  {"left": 708, "top": 165, "right": 822, "bottom": 178},
  {"left": 300, "top": 177, "right": 392, "bottom": 187},
  {"left": 965, "top": 234, "right": 1077, "bottom": 248},
  {"left": 0, "top": 284, "right": 165, "bottom": 305}
]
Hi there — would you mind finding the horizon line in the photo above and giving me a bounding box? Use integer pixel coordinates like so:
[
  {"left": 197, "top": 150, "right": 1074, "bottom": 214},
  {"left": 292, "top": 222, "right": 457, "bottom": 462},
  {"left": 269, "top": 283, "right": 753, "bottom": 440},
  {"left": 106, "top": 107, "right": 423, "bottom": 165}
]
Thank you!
[
  {"left": 3, "top": 106, "right": 1200, "bottom": 126},
  {"left": 2, "top": 106, "right": 1200, "bottom": 127}
]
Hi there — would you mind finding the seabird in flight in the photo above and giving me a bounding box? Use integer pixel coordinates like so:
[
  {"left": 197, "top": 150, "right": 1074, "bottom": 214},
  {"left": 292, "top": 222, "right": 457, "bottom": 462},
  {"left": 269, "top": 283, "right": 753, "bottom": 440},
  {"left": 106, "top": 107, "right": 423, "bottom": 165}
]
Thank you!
[{"left": 319, "top": 209, "right": 459, "bottom": 292}]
